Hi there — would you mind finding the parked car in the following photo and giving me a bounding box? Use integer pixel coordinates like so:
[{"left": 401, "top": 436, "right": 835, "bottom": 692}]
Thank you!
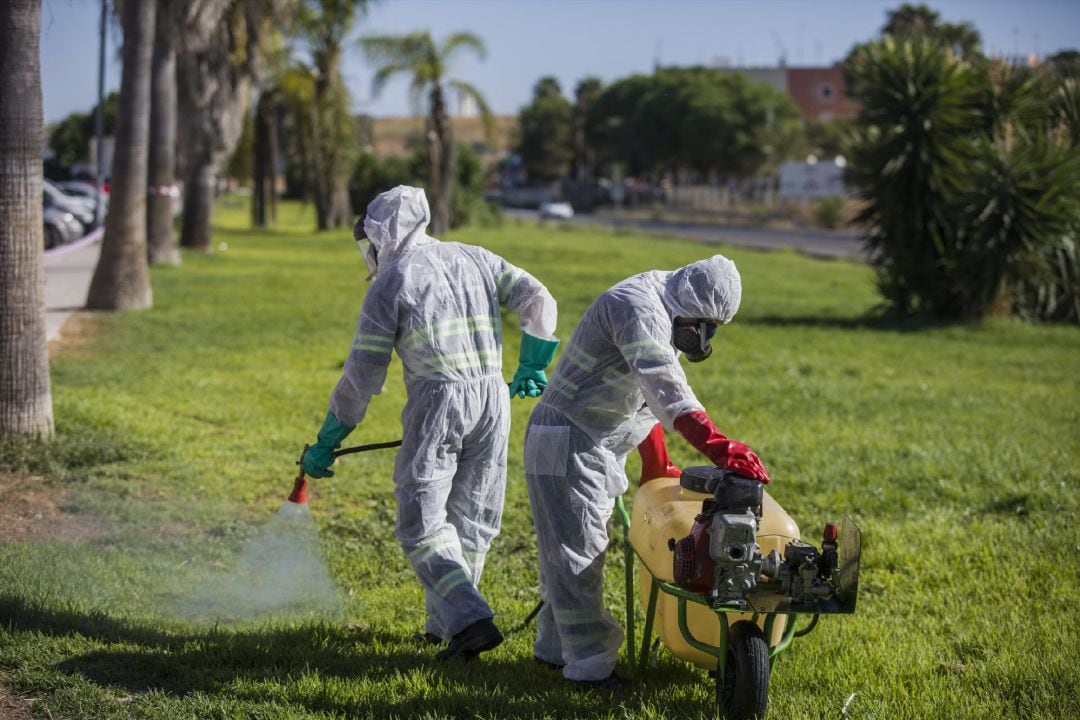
[
  {"left": 57, "top": 180, "right": 109, "bottom": 217},
  {"left": 44, "top": 179, "right": 96, "bottom": 230},
  {"left": 43, "top": 204, "right": 83, "bottom": 250},
  {"left": 539, "top": 201, "right": 574, "bottom": 220}
]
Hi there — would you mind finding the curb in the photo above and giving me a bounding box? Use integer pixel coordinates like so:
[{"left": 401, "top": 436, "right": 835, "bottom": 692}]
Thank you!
[{"left": 44, "top": 226, "right": 103, "bottom": 258}]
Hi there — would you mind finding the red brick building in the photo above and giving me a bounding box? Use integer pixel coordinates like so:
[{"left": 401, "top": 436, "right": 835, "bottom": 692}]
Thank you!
[
  {"left": 717, "top": 63, "right": 860, "bottom": 120},
  {"left": 784, "top": 65, "right": 860, "bottom": 120}
]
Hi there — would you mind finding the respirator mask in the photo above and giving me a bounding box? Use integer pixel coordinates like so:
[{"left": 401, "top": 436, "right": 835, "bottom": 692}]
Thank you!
[
  {"left": 673, "top": 317, "right": 718, "bottom": 362},
  {"left": 353, "top": 217, "right": 378, "bottom": 280}
]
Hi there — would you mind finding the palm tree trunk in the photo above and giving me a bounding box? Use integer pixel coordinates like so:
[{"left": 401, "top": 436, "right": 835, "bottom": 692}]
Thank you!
[
  {"left": 88, "top": 0, "right": 156, "bottom": 310},
  {"left": 253, "top": 90, "right": 280, "bottom": 227},
  {"left": 427, "top": 84, "right": 453, "bottom": 235},
  {"left": 175, "top": 3, "right": 254, "bottom": 251},
  {"left": 0, "top": 0, "right": 53, "bottom": 438},
  {"left": 269, "top": 103, "right": 279, "bottom": 222},
  {"left": 147, "top": 14, "right": 180, "bottom": 266},
  {"left": 181, "top": 160, "right": 216, "bottom": 252},
  {"left": 309, "top": 100, "right": 331, "bottom": 230}
]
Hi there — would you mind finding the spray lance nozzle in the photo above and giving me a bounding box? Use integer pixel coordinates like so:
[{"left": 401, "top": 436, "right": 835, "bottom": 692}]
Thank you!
[{"left": 289, "top": 445, "right": 310, "bottom": 505}]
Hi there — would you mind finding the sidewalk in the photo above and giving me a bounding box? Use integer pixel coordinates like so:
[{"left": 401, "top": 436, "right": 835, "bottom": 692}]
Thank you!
[{"left": 43, "top": 228, "right": 102, "bottom": 344}]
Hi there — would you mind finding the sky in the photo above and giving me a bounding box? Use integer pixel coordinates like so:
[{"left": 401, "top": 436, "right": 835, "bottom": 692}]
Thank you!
[{"left": 40, "top": 0, "right": 1080, "bottom": 124}]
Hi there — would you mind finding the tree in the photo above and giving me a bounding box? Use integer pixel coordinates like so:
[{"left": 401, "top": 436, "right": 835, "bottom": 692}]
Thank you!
[
  {"left": 87, "top": 0, "right": 156, "bottom": 310},
  {"left": 517, "top": 76, "right": 573, "bottom": 182},
  {"left": 47, "top": 93, "right": 118, "bottom": 171},
  {"left": 0, "top": 0, "right": 54, "bottom": 438},
  {"left": 349, "top": 143, "right": 497, "bottom": 229},
  {"left": 361, "top": 30, "right": 493, "bottom": 235},
  {"left": 586, "top": 68, "right": 797, "bottom": 181},
  {"left": 573, "top": 77, "right": 603, "bottom": 181},
  {"left": 147, "top": 0, "right": 181, "bottom": 266},
  {"left": 1048, "top": 50, "right": 1080, "bottom": 79},
  {"left": 293, "top": 0, "right": 371, "bottom": 231},
  {"left": 881, "top": 3, "right": 982, "bottom": 59},
  {"left": 847, "top": 37, "right": 1080, "bottom": 323},
  {"left": 251, "top": 88, "right": 280, "bottom": 226},
  {"left": 176, "top": 0, "right": 279, "bottom": 252}
]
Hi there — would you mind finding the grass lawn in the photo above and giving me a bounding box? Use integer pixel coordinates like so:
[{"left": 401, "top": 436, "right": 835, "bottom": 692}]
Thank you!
[{"left": 2, "top": 199, "right": 1078, "bottom": 719}]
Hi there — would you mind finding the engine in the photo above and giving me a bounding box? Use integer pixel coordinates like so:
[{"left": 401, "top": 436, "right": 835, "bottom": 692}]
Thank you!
[
  {"left": 669, "top": 467, "right": 765, "bottom": 608},
  {"left": 669, "top": 467, "right": 845, "bottom": 610}
]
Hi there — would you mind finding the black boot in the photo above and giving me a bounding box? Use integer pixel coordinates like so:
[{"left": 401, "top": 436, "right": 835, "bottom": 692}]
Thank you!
[
  {"left": 533, "top": 655, "right": 565, "bottom": 671},
  {"left": 412, "top": 631, "right": 443, "bottom": 646},
  {"left": 435, "top": 617, "right": 504, "bottom": 660}
]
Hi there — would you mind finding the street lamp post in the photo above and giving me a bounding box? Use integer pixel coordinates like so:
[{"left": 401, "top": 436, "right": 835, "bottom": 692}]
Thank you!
[{"left": 94, "top": 0, "right": 107, "bottom": 227}]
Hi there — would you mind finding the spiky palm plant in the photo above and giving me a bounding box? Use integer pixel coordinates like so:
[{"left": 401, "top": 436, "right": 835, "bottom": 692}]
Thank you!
[
  {"left": 847, "top": 37, "right": 984, "bottom": 318},
  {"left": 848, "top": 37, "right": 1080, "bottom": 323}
]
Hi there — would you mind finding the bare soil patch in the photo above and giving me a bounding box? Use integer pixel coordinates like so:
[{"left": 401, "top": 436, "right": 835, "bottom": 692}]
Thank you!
[
  {"left": 0, "top": 472, "right": 110, "bottom": 544},
  {"left": 0, "top": 676, "right": 34, "bottom": 720},
  {"left": 48, "top": 311, "right": 104, "bottom": 358}
]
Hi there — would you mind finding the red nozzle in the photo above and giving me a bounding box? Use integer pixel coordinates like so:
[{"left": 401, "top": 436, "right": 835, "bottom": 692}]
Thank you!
[
  {"left": 288, "top": 475, "right": 308, "bottom": 504},
  {"left": 823, "top": 522, "right": 838, "bottom": 544}
]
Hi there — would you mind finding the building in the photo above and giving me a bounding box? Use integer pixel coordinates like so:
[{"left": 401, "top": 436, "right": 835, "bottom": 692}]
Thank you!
[{"left": 717, "top": 63, "right": 860, "bottom": 121}]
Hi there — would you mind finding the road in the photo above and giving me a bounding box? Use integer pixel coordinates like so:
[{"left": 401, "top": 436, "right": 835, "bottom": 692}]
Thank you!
[{"left": 504, "top": 208, "right": 866, "bottom": 261}]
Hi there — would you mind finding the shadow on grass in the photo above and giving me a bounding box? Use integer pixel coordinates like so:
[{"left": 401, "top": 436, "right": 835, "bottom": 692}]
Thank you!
[
  {"left": 742, "top": 312, "right": 961, "bottom": 333},
  {"left": 3, "top": 593, "right": 711, "bottom": 717}
]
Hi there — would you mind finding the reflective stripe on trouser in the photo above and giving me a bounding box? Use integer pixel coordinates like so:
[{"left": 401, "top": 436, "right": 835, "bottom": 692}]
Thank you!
[
  {"left": 394, "top": 374, "right": 510, "bottom": 639},
  {"left": 524, "top": 404, "right": 624, "bottom": 682}
]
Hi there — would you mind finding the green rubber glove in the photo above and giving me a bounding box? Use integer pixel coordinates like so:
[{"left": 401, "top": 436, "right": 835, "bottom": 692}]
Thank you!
[
  {"left": 301, "top": 410, "right": 355, "bottom": 478},
  {"left": 509, "top": 334, "right": 560, "bottom": 399}
]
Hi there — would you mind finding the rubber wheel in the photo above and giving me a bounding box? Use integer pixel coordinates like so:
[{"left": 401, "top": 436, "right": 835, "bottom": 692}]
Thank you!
[{"left": 716, "top": 621, "right": 769, "bottom": 720}]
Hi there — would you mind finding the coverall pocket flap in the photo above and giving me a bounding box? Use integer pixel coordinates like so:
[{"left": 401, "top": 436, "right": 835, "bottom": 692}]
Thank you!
[{"left": 525, "top": 425, "right": 570, "bottom": 477}]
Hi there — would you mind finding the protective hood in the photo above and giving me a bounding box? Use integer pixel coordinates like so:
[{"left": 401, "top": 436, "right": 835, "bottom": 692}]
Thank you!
[
  {"left": 661, "top": 254, "right": 742, "bottom": 323},
  {"left": 361, "top": 185, "right": 437, "bottom": 275}
]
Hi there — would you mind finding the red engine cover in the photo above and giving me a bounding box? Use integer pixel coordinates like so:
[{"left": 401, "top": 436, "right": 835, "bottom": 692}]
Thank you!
[{"left": 671, "top": 513, "right": 715, "bottom": 592}]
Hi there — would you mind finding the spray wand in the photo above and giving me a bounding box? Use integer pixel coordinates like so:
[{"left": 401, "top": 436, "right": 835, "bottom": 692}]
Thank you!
[{"left": 289, "top": 440, "right": 404, "bottom": 506}]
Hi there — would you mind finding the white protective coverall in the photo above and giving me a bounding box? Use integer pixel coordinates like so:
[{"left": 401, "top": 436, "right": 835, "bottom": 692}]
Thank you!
[
  {"left": 523, "top": 255, "right": 741, "bottom": 681},
  {"left": 330, "top": 186, "right": 557, "bottom": 640}
]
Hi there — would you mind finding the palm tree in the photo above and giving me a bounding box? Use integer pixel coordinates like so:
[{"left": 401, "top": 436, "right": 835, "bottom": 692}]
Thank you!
[
  {"left": 176, "top": 0, "right": 257, "bottom": 252},
  {"left": 294, "top": 0, "right": 372, "bottom": 231},
  {"left": 87, "top": 0, "right": 156, "bottom": 310},
  {"left": 147, "top": 0, "right": 181, "bottom": 266},
  {"left": 0, "top": 0, "right": 53, "bottom": 438},
  {"left": 361, "top": 31, "right": 493, "bottom": 235}
]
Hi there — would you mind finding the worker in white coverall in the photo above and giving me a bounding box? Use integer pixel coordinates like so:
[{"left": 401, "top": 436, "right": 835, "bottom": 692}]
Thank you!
[
  {"left": 302, "top": 186, "right": 559, "bottom": 660},
  {"left": 523, "top": 255, "right": 769, "bottom": 690}
]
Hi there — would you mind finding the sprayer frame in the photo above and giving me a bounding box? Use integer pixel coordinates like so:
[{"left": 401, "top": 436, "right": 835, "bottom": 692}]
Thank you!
[{"left": 614, "top": 493, "right": 836, "bottom": 717}]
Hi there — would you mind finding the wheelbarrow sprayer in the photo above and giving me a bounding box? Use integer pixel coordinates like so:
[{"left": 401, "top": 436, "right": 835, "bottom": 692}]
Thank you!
[{"left": 615, "top": 466, "right": 861, "bottom": 719}]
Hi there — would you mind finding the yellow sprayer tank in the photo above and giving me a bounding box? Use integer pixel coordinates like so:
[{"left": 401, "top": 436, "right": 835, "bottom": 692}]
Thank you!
[{"left": 628, "top": 475, "right": 800, "bottom": 669}]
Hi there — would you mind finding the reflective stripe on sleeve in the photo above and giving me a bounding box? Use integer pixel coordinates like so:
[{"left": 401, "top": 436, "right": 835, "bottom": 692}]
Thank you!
[
  {"left": 353, "top": 332, "right": 394, "bottom": 355},
  {"left": 618, "top": 338, "right": 670, "bottom": 362},
  {"left": 563, "top": 344, "right": 598, "bottom": 372},
  {"left": 496, "top": 269, "right": 521, "bottom": 299}
]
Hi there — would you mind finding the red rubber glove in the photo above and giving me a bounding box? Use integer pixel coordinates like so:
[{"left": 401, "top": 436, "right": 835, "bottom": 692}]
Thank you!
[
  {"left": 673, "top": 410, "right": 771, "bottom": 484},
  {"left": 636, "top": 423, "right": 682, "bottom": 485}
]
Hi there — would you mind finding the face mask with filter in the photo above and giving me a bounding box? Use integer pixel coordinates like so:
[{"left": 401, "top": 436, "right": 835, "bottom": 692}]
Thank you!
[{"left": 672, "top": 317, "right": 718, "bottom": 362}]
